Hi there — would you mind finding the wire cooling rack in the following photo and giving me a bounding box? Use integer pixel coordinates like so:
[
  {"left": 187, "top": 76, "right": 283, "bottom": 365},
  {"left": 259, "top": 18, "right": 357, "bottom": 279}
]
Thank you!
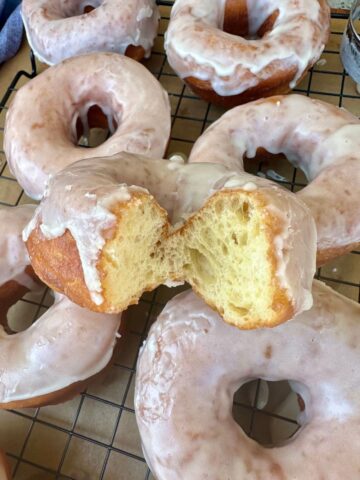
[{"left": 0, "top": 3, "right": 359, "bottom": 479}]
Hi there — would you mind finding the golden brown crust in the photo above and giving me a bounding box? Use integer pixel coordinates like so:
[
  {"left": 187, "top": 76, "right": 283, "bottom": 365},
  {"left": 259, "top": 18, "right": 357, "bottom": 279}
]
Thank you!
[
  {"left": 26, "top": 193, "right": 167, "bottom": 314},
  {"left": 185, "top": 66, "right": 299, "bottom": 108},
  {"left": 330, "top": 7, "right": 350, "bottom": 14},
  {"left": 76, "top": 104, "right": 117, "bottom": 139},
  {"left": 224, "top": 0, "right": 279, "bottom": 38},
  {"left": 125, "top": 45, "right": 146, "bottom": 62},
  {"left": 317, "top": 242, "right": 360, "bottom": 267},
  {"left": 27, "top": 226, "right": 103, "bottom": 311},
  {"left": 256, "top": 10, "right": 280, "bottom": 38},
  {"left": 223, "top": 0, "right": 248, "bottom": 36},
  {"left": 27, "top": 217, "right": 165, "bottom": 314}
]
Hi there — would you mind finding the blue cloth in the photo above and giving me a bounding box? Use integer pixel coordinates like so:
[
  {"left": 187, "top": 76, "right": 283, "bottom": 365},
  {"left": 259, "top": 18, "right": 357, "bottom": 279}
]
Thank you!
[{"left": 0, "top": 0, "right": 23, "bottom": 64}]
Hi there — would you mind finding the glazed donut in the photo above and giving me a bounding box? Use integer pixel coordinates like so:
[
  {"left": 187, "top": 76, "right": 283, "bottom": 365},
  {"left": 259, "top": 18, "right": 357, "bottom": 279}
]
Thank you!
[
  {"left": 165, "top": 0, "right": 330, "bottom": 106},
  {"left": 0, "top": 450, "right": 10, "bottom": 480},
  {"left": 135, "top": 281, "right": 360, "bottom": 480},
  {"left": 0, "top": 206, "right": 122, "bottom": 408},
  {"left": 4, "top": 52, "right": 171, "bottom": 200},
  {"left": 0, "top": 293, "right": 121, "bottom": 409},
  {"left": 24, "top": 152, "right": 316, "bottom": 329},
  {"left": 0, "top": 205, "right": 40, "bottom": 325},
  {"left": 22, "top": 0, "right": 159, "bottom": 65},
  {"left": 189, "top": 95, "right": 360, "bottom": 265}
]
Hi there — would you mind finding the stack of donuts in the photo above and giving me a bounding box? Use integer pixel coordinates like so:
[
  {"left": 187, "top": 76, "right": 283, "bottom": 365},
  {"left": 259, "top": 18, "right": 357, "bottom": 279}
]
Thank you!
[{"left": 1, "top": 0, "right": 360, "bottom": 478}]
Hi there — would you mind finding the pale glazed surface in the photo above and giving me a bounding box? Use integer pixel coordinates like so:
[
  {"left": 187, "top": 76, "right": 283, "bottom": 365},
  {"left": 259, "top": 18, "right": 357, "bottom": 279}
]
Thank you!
[
  {"left": 165, "top": 0, "right": 330, "bottom": 96},
  {"left": 24, "top": 152, "right": 316, "bottom": 315},
  {"left": 135, "top": 281, "right": 360, "bottom": 480},
  {"left": 22, "top": 0, "right": 159, "bottom": 65},
  {"left": 0, "top": 293, "right": 121, "bottom": 404},
  {"left": 4, "top": 52, "right": 171, "bottom": 200},
  {"left": 0, "top": 205, "right": 37, "bottom": 290},
  {"left": 189, "top": 94, "right": 360, "bottom": 257}
]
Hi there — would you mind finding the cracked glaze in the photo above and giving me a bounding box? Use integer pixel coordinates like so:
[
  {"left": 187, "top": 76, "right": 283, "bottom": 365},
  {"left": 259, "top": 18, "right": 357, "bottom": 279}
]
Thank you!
[
  {"left": 135, "top": 281, "right": 360, "bottom": 480},
  {"left": 4, "top": 52, "right": 171, "bottom": 200},
  {"left": 22, "top": 0, "right": 159, "bottom": 65},
  {"left": 189, "top": 95, "right": 360, "bottom": 258},
  {"left": 165, "top": 0, "right": 330, "bottom": 96}
]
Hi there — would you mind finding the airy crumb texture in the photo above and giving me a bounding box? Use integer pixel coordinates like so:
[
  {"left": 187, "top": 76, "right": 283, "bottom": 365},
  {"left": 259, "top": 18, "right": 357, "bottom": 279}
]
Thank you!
[
  {"left": 27, "top": 190, "right": 293, "bottom": 329},
  {"left": 99, "top": 194, "right": 169, "bottom": 311},
  {"left": 177, "top": 191, "right": 292, "bottom": 328}
]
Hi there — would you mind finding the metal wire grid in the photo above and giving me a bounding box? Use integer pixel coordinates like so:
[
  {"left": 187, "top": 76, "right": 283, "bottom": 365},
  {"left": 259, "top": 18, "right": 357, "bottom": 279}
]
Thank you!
[{"left": 0, "top": 3, "right": 358, "bottom": 479}]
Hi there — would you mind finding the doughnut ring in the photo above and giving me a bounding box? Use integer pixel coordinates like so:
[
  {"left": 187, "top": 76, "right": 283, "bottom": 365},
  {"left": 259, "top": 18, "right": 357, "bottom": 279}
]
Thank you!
[
  {"left": 4, "top": 52, "right": 171, "bottom": 200},
  {"left": 189, "top": 95, "right": 360, "bottom": 265},
  {"left": 135, "top": 280, "right": 360, "bottom": 480},
  {"left": 0, "top": 293, "right": 121, "bottom": 409},
  {"left": 25, "top": 152, "right": 316, "bottom": 329},
  {"left": 22, "top": 0, "right": 160, "bottom": 65},
  {"left": 165, "top": 0, "right": 330, "bottom": 106}
]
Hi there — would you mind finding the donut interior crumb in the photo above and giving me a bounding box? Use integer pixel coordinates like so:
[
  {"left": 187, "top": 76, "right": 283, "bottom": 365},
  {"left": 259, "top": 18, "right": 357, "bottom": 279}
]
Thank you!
[{"left": 99, "top": 190, "right": 292, "bottom": 329}]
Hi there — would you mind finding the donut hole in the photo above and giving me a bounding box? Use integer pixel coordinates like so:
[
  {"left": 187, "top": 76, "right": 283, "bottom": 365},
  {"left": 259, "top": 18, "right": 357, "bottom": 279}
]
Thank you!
[
  {"left": 75, "top": 105, "right": 118, "bottom": 148},
  {"left": 5, "top": 305, "right": 32, "bottom": 333},
  {"left": 223, "top": 1, "right": 279, "bottom": 40},
  {"left": 243, "top": 149, "right": 309, "bottom": 193},
  {"left": 233, "top": 379, "right": 306, "bottom": 447},
  {"left": 5, "top": 290, "right": 53, "bottom": 334}
]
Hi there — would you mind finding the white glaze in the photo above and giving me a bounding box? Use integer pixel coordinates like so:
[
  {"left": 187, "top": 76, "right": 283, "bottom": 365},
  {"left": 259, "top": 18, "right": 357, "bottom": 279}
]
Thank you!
[
  {"left": 24, "top": 152, "right": 316, "bottom": 313},
  {"left": 189, "top": 94, "right": 360, "bottom": 254},
  {"left": 22, "top": 0, "right": 159, "bottom": 65},
  {"left": 165, "top": 0, "right": 330, "bottom": 96},
  {"left": 4, "top": 52, "right": 171, "bottom": 200},
  {"left": 135, "top": 281, "right": 360, "bottom": 480},
  {"left": 0, "top": 205, "right": 37, "bottom": 289},
  {"left": 0, "top": 294, "right": 121, "bottom": 404}
]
